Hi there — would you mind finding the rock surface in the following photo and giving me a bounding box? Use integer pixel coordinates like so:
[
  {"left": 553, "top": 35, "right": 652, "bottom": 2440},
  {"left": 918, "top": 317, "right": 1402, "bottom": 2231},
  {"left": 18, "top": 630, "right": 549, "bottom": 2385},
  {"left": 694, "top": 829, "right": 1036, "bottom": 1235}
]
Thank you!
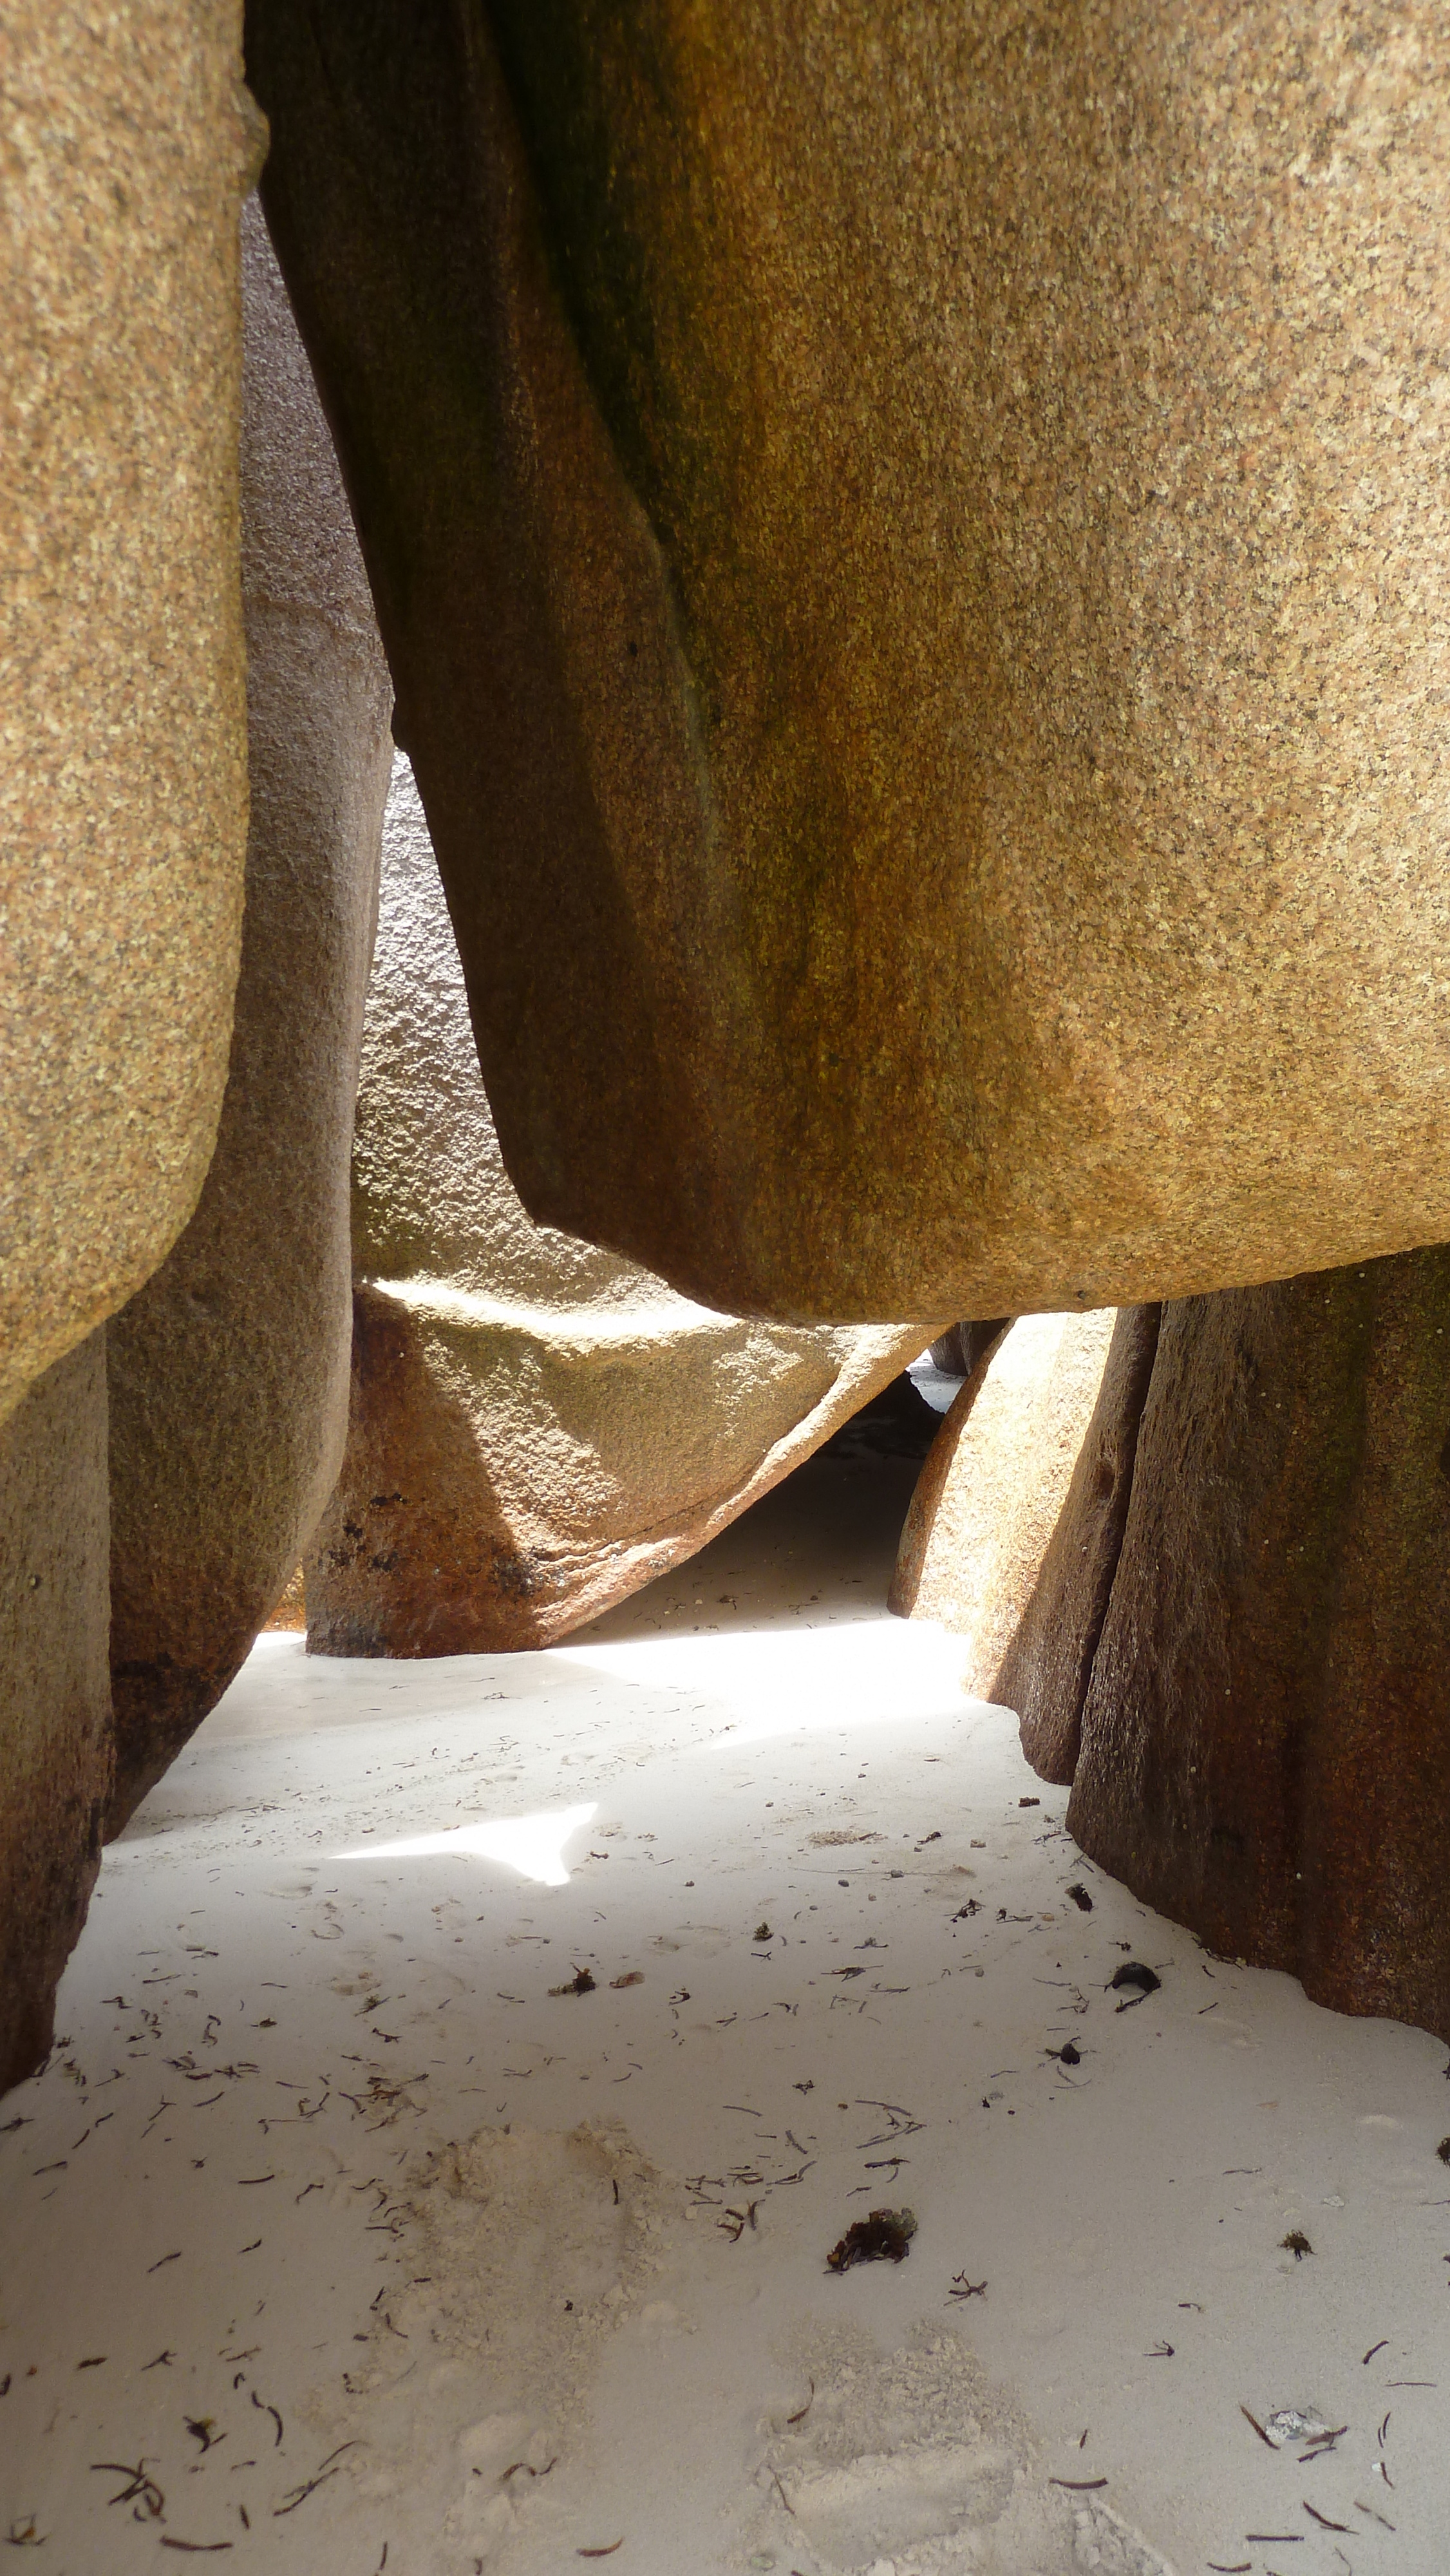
[
  {"left": 0, "top": 1332, "right": 111, "bottom": 2092},
  {"left": 1010, "top": 1253, "right": 1450, "bottom": 2045},
  {"left": 2, "top": 5, "right": 258, "bottom": 1424},
  {"left": 890, "top": 1313, "right": 1113, "bottom": 1701},
  {"left": 106, "top": 202, "right": 393, "bottom": 1829},
  {"left": 1004, "top": 1305, "right": 1163, "bottom": 1785},
  {"left": 928, "top": 1326, "right": 1008, "bottom": 1381},
  {"left": 250, "top": 2, "right": 1450, "bottom": 1321},
  {"left": 306, "top": 757, "right": 933, "bottom": 1654}
]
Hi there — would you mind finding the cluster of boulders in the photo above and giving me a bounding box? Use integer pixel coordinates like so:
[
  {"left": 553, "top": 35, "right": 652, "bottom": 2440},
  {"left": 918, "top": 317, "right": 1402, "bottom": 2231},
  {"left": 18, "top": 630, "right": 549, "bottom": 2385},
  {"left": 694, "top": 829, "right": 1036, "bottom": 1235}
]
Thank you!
[{"left": 8, "top": 5, "right": 1450, "bottom": 2083}]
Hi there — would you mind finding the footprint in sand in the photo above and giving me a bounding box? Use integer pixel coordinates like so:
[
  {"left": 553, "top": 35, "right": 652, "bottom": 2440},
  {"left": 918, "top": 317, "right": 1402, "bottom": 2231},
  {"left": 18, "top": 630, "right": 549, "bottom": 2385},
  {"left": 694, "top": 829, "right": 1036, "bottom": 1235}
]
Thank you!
[{"left": 748, "top": 2323, "right": 1175, "bottom": 2575}]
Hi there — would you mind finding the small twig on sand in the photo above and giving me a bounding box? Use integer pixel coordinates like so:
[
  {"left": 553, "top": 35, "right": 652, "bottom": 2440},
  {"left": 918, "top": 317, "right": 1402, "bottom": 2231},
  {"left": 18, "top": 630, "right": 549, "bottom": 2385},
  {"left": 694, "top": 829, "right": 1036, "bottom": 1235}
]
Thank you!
[{"left": 272, "top": 2443, "right": 355, "bottom": 2515}]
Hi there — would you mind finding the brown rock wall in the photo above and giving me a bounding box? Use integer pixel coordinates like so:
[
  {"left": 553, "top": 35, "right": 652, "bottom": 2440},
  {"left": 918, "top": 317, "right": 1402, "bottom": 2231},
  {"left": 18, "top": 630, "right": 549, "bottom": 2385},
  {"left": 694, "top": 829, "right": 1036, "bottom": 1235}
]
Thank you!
[
  {"left": 1064, "top": 1254, "right": 1450, "bottom": 2040},
  {"left": 0, "top": 1334, "right": 111, "bottom": 2093},
  {"left": 1004, "top": 1256, "right": 1450, "bottom": 2044}
]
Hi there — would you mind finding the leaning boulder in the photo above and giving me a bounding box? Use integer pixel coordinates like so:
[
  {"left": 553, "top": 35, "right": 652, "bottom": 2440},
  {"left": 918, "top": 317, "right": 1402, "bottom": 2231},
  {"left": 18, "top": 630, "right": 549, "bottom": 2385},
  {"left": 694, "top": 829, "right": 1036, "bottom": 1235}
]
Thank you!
[
  {"left": 106, "top": 202, "right": 393, "bottom": 1829},
  {"left": 890, "top": 1312, "right": 1113, "bottom": 1700},
  {"left": 1012, "top": 1253, "right": 1450, "bottom": 2046},
  {"left": 3, "top": 6, "right": 256, "bottom": 1425},
  {"left": 306, "top": 758, "right": 934, "bottom": 1655},
  {"left": 251, "top": 4, "right": 1450, "bottom": 1322}
]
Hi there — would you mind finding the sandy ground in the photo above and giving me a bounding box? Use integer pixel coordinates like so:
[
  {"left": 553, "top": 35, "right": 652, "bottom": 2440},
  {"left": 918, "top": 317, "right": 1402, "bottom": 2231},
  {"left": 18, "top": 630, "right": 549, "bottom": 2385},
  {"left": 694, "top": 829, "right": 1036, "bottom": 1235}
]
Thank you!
[{"left": 3, "top": 1451, "right": 1447, "bottom": 2575}]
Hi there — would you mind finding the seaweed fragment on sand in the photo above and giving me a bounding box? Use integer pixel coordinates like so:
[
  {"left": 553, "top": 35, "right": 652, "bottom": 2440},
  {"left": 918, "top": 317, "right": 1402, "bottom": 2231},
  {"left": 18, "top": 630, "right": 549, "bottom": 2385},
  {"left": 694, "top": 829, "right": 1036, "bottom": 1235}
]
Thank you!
[
  {"left": 825, "top": 2206, "right": 918, "bottom": 2272},
  {"left": 1108, "top": 1962, "right": 1161, "bottom": 2005}
]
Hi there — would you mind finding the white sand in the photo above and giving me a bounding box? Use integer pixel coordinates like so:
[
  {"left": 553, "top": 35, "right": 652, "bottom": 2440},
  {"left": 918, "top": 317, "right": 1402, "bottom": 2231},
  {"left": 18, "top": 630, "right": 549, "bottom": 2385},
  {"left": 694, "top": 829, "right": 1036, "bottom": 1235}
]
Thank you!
[{"left": 3, "top": 1454, "right": 1446, "bottom": 2573}]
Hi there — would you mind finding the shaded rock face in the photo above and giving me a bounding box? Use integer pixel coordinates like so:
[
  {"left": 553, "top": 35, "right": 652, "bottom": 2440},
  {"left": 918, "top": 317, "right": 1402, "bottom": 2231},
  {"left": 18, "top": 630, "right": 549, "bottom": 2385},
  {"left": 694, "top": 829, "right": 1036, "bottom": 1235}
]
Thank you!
[
  {"left": 249, "top": 1, "right": 1450, "bottom": 1323},
  {"left": 890, "top": 1314, "right": 1112, "bottom": 1701},
  {"left": 0, "top": 1334, "right": 110, "bottom": 2092},
  {"left": 1012, "top": 1253, "right": 1450, "bottom": 2045},
  {"left": 822, "top": 1370, "right": 943, "bottom": 1466},
  {"left": 105, "top": 202, "right": 393, "bottom": 1830},
  {"left": 306, "top": 758, "right": 934, "bottom": 1655},
  {"left": 2, "top": 6, "right": 257, "bottom": 1425},
  {"left": 928, "top": 1327, "right": 1008, "bottom": 1382}
]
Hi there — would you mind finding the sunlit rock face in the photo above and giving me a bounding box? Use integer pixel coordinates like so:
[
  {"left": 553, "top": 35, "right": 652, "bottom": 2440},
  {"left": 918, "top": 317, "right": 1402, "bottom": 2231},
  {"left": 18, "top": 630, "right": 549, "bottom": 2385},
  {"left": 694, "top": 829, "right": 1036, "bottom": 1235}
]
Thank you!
[
  {"left": 2, "top": 5, "right": 256, "bottom": 1426},
  {"left": 305, "top": 757, "right": 932, "bottom": 1656},
  {"left": 890, "top": 1314, "right": 1116, "bottom": 1709},
  {"left": 105, "top": 202, "right": 395, "bottom": 1832},
  {"left": 1013, "top": 1252, "right": 1450, "bottom": 2047},
  {"left": 250, "top": 1, "right": 1450, "bottom": 1323},
  {"left": 1002, "top": 1305, "right": 1165, "bottom": 1784}
]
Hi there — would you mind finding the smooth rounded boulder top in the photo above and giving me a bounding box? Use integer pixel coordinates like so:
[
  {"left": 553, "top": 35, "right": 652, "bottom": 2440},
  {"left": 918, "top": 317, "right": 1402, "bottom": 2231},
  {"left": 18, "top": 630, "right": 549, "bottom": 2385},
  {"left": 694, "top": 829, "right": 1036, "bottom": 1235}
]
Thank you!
[{"left": 249, "top": 0, "right": 1450, "bottom": 1323}]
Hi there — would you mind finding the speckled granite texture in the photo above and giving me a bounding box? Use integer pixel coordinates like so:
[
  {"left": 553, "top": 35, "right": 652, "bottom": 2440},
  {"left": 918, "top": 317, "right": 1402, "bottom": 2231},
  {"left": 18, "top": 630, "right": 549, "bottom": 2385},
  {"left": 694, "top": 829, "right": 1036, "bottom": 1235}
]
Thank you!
[
  {"left": 249, "top": 1, "right": 1450, "bottom": 1320},
  {"left": 1, "top": 5, "right": 258, "bottom": 1423}
]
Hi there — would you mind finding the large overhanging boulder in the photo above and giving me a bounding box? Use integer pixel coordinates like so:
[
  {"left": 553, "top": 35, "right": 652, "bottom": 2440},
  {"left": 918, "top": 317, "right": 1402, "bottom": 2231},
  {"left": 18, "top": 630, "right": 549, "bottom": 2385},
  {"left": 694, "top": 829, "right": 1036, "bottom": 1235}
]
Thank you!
[{"left": 248, "top": 1, "right": 1450, "bottom": 1322}]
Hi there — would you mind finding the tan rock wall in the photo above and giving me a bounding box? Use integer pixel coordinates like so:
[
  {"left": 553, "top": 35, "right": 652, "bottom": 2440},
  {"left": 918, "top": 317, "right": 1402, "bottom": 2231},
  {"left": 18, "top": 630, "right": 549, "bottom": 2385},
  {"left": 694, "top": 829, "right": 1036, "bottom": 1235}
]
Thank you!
[
  {"left": 0, "top": 1333, "right": 111, "bottom": 2093},
  {"left": 1, "top": 4, "right": 258, "bottom": 1423},
  {"left": 106, "top": 202, "right": 393, "bottom": 1828}
]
